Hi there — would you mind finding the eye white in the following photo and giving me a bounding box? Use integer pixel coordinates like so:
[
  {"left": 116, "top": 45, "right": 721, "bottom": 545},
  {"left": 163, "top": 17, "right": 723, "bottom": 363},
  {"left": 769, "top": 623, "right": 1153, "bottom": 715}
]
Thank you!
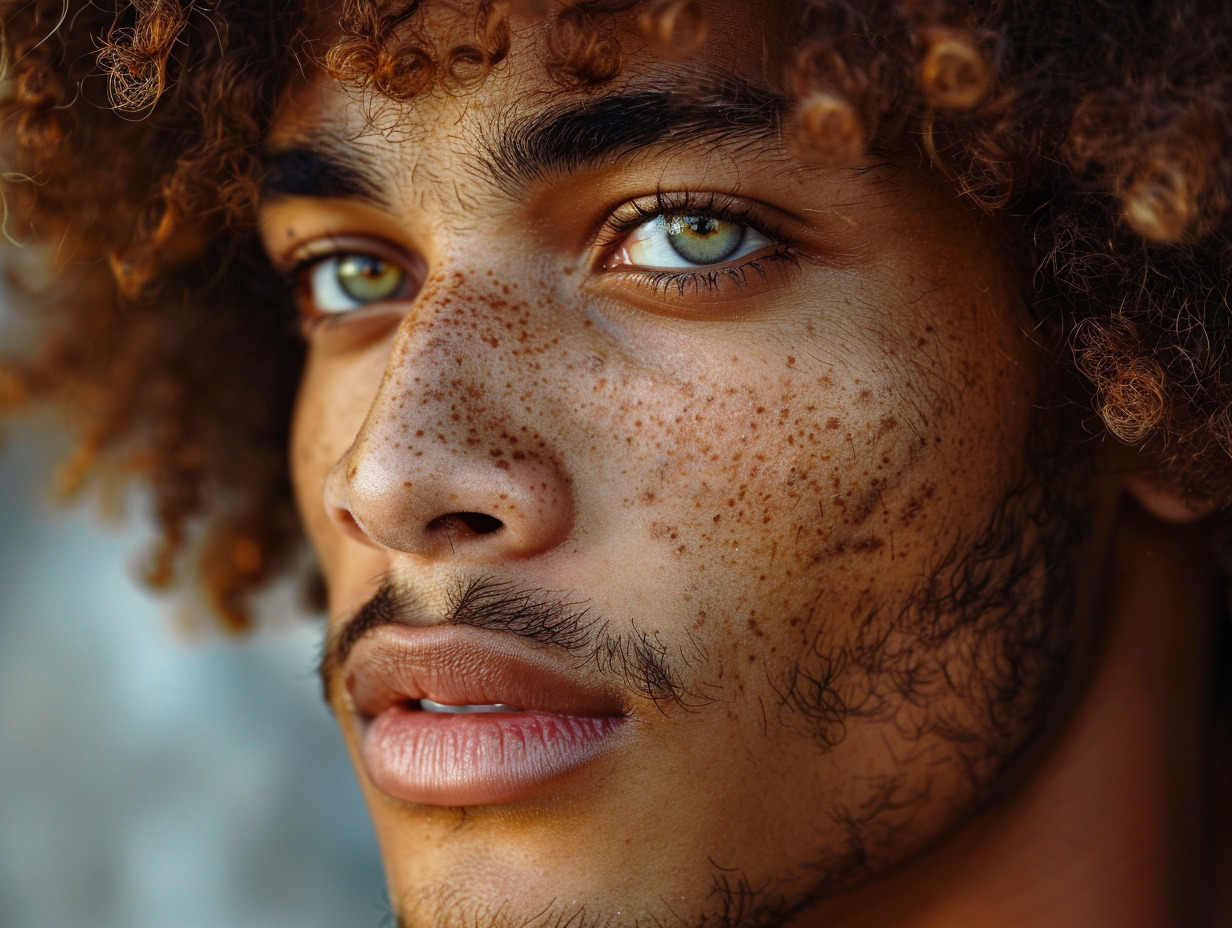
[
  {"left": 619, "top": 215, "right": 773, "bottom": 269},
  {"left": 306, "top": 257, "right": 362, "bottom": 314}
]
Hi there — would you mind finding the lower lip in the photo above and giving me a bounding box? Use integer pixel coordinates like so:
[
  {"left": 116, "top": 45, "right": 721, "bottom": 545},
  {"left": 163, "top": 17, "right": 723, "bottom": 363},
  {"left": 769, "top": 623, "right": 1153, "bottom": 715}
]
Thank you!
[{"left": 360, "top": 706, "right": 625, "bottom": 806}]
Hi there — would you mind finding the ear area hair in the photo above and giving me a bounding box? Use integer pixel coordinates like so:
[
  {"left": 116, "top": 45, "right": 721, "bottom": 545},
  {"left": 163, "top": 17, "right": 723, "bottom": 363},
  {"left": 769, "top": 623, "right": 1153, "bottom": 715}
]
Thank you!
[{"left": 1124, "top": 472, "right": 1221, "bottom": 525}]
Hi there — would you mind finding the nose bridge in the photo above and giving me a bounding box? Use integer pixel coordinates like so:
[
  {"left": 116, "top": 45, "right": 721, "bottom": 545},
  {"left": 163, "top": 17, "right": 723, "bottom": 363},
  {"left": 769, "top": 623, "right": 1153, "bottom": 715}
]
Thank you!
[{"left": 328, "top": 272, "right": 574, "bottom": 561}]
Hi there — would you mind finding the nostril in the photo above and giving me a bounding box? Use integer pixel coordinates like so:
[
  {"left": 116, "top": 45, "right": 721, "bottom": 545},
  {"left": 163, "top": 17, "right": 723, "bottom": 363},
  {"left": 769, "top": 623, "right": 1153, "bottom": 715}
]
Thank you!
[
  {"left": 456, "top": 512, "right": 503, "bottom": 535},
  {"left": 425, "top": 512, "right": 505, "bottom": 538},
  {"left": 328, "top": 505, "right": 375, "bottom": 546}
]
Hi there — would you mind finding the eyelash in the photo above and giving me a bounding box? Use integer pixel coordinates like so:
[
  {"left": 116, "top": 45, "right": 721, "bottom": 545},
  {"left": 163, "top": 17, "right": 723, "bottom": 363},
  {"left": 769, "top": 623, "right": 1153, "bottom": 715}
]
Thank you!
[
  {"left": 596, "top": 189, "right": 798, "bottom": 296},
  {"left": 627, "top": 257, "right": 794, "bottom": 298}
]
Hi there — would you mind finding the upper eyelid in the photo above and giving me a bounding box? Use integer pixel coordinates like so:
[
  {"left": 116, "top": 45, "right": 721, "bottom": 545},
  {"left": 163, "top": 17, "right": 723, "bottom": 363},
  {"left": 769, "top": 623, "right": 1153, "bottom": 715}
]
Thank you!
[
  {"left": 269, "top": 236, "right": 348, "bottom": 276},
  {"left": 267, "top": 230, "right": 419, "bottom": 273},
  {"left": 606, "top": 191, "right": 777, "bottom": 230}
]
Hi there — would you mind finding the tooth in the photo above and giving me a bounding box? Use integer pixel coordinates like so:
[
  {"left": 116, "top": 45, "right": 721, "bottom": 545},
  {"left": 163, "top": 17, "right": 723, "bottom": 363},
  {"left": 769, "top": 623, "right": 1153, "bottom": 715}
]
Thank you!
[{"left": 419, "top": 698, "right": 522, "bottom": 714}]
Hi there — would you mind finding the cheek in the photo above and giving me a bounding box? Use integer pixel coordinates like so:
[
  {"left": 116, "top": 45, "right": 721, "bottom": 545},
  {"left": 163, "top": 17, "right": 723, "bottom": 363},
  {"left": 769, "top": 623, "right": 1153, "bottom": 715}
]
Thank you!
[{"left": 582, "top": 293, "right": 1040, "bottom": 671}]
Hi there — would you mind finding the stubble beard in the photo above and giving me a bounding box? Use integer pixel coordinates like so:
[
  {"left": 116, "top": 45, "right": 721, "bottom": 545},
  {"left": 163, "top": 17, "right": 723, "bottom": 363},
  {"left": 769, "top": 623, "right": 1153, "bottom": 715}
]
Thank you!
[
  {"left": 766, "top": 411, "right": 1093, "bottom": 908},
  {"left": 380, "top": 414, "right": 1094, "bottom": 928}
]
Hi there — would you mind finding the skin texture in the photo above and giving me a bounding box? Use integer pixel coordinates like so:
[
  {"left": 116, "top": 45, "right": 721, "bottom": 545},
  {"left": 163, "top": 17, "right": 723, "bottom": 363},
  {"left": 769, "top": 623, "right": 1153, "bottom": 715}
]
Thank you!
[{"left": 256, "top": 4, "right": 1147, "bottom": 926}]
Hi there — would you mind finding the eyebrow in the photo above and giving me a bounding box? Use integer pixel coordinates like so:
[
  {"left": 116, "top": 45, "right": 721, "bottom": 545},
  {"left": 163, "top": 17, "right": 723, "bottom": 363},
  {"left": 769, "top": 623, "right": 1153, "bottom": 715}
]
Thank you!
[
  {"left": 260, "top": 79, "right": 787, "bottom": 205},
  {"left": 260, "top": 144, "right": 386, "bottom": 204},
  {"left": 481, "top": 79, "right": 788, "bottom": 193}
]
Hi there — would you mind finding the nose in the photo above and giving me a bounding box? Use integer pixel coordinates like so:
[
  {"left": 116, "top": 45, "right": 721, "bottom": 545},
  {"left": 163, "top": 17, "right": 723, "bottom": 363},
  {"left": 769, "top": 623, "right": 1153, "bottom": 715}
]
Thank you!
[{"left": 322, "top": 297, "right": 574, "bottom": 563}]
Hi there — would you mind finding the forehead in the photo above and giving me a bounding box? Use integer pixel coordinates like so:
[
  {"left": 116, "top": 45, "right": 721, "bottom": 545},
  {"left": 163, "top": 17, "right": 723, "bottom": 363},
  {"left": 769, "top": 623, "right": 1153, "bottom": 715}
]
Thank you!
[{"left": 270, "top": 0, "right": 798, "bottom": 153}]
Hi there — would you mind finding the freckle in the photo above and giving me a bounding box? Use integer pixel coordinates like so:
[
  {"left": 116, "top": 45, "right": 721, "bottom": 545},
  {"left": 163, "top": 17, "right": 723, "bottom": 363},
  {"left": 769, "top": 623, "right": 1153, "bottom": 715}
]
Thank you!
[
  {"left": 786, "top": 356, "right": 796, "bottom": 366},
  {"left": 403, "top": 481, "right": 412, "bottom": 488},
  {"left": 826, "top": 418, "right": 840, "bottom": 430}
]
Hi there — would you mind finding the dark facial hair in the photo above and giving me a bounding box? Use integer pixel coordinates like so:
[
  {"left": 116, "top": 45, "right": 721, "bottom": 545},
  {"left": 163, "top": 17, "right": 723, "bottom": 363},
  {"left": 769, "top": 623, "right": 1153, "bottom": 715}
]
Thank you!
[
  {"left": 319, "top": 574, "right": 705, "bottom": 710},
  {"left": 348, "top": 411, "right": 1094, "bottom": 928}
]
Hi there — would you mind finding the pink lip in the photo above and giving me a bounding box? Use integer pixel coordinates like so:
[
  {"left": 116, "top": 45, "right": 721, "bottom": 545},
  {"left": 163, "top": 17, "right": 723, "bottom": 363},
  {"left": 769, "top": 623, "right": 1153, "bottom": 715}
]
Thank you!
[{"left": 343, "top": 625, "right": 628, "bottom": 806}]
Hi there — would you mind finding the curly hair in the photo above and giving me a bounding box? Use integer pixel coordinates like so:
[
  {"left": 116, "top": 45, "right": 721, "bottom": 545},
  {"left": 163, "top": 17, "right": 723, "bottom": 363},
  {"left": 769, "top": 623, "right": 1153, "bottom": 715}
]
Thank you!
[{"left": 1, "top": 0, "right": 1229, "bottom": 629}]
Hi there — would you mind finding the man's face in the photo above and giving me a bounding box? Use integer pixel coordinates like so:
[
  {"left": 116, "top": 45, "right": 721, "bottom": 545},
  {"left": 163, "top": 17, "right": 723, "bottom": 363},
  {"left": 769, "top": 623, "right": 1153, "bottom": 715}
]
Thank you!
[{"left": 259, "top": 3, "right": 1113, "bottom": 925}]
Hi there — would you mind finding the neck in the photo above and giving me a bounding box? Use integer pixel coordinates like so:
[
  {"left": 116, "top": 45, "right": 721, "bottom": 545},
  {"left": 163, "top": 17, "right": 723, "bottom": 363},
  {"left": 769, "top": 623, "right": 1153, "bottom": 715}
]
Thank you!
[{"left": 798, "top": 502, "right": 1220, "bottom": 928}]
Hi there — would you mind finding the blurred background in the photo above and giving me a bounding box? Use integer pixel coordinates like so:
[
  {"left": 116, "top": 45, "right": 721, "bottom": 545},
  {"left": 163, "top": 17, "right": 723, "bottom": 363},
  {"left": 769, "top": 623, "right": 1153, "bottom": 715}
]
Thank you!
[{"left": 0, "top": 425, "right": 388, "bottom": 928}]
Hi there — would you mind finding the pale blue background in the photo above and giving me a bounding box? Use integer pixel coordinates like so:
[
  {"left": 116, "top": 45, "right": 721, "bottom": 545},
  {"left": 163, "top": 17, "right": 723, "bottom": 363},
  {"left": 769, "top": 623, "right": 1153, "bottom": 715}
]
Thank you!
[{"left": 0, "top": 426, "right": 388, "bottom": 928}]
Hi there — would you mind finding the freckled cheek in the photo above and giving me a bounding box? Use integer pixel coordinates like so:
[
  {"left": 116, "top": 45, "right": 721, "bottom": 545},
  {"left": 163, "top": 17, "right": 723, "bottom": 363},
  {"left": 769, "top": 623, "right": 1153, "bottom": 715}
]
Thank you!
[
  {"left": 604, "top": 381, "right": 895, "bottom": 552},
  {"left": 593, "top": 362, "right": 1024, "bottom": 650}
]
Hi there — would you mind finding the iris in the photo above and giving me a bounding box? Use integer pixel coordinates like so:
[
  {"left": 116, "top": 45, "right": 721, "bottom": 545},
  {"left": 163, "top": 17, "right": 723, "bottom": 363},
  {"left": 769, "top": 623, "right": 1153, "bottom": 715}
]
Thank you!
[
  {"left": 333, "top": 255, "right": 405, "bottom": 304},
  {"left": 663, "top": 214, "right": 746, "bottom": 264}
]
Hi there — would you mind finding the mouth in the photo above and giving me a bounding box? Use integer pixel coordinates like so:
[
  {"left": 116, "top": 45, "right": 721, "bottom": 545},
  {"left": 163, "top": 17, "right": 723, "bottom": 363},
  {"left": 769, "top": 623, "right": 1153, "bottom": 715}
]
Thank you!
[{"left": 342, "top": 624, "right": 628, "bottom": 806}]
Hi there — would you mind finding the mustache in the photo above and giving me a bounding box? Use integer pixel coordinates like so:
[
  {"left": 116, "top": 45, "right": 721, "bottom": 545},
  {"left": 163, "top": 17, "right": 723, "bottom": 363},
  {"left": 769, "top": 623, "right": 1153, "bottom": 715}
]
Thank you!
[{"left": 318, "top": 576, "right": 700, "bottom": 709}]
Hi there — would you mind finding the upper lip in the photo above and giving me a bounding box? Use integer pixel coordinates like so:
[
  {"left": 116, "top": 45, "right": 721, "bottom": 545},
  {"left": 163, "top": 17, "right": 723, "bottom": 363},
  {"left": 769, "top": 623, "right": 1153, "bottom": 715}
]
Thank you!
[{"left": 343, "top": 624, "right": 628, "bottom": 719}]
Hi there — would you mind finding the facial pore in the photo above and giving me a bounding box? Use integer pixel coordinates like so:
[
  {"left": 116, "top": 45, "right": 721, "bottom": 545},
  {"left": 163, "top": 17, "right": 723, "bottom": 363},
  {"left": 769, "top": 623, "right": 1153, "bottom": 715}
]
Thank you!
[{"left": 259, "top": 4, "right": 1109, "bottom": 926}]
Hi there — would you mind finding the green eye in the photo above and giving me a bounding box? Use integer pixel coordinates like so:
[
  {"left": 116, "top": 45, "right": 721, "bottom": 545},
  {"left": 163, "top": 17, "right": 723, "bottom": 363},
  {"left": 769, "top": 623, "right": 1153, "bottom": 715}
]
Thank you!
[
  {"left": 605, "top": 204, "right": 775, "bottom": 273},
  {"left": 335, "top": 255, "right": 405, "bottom": 303},
  {"left": 306, "top": 253, "right": 408, "bottom": 314},
  {"left": 664, "top": 214, "right": 746, "bottom": 264}
]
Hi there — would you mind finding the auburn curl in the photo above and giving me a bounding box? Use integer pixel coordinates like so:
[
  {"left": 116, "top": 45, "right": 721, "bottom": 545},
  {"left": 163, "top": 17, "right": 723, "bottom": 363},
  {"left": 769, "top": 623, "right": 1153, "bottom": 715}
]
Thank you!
[{"left": 0, "top": 0, "right": 1229, "bottom": 629}]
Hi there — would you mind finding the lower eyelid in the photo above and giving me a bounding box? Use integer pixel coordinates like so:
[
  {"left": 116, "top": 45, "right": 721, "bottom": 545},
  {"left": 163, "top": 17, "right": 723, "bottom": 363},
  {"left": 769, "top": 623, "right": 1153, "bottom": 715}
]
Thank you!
[{"left": 616, "top": 250, "right": 801, "bottom": 301}]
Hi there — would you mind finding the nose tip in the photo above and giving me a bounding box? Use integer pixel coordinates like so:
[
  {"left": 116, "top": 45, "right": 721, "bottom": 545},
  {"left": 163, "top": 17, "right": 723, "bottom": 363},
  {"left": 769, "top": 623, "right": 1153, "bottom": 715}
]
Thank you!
[{"left": 323, "top": 443, "right": 574, "bottom": 562}]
